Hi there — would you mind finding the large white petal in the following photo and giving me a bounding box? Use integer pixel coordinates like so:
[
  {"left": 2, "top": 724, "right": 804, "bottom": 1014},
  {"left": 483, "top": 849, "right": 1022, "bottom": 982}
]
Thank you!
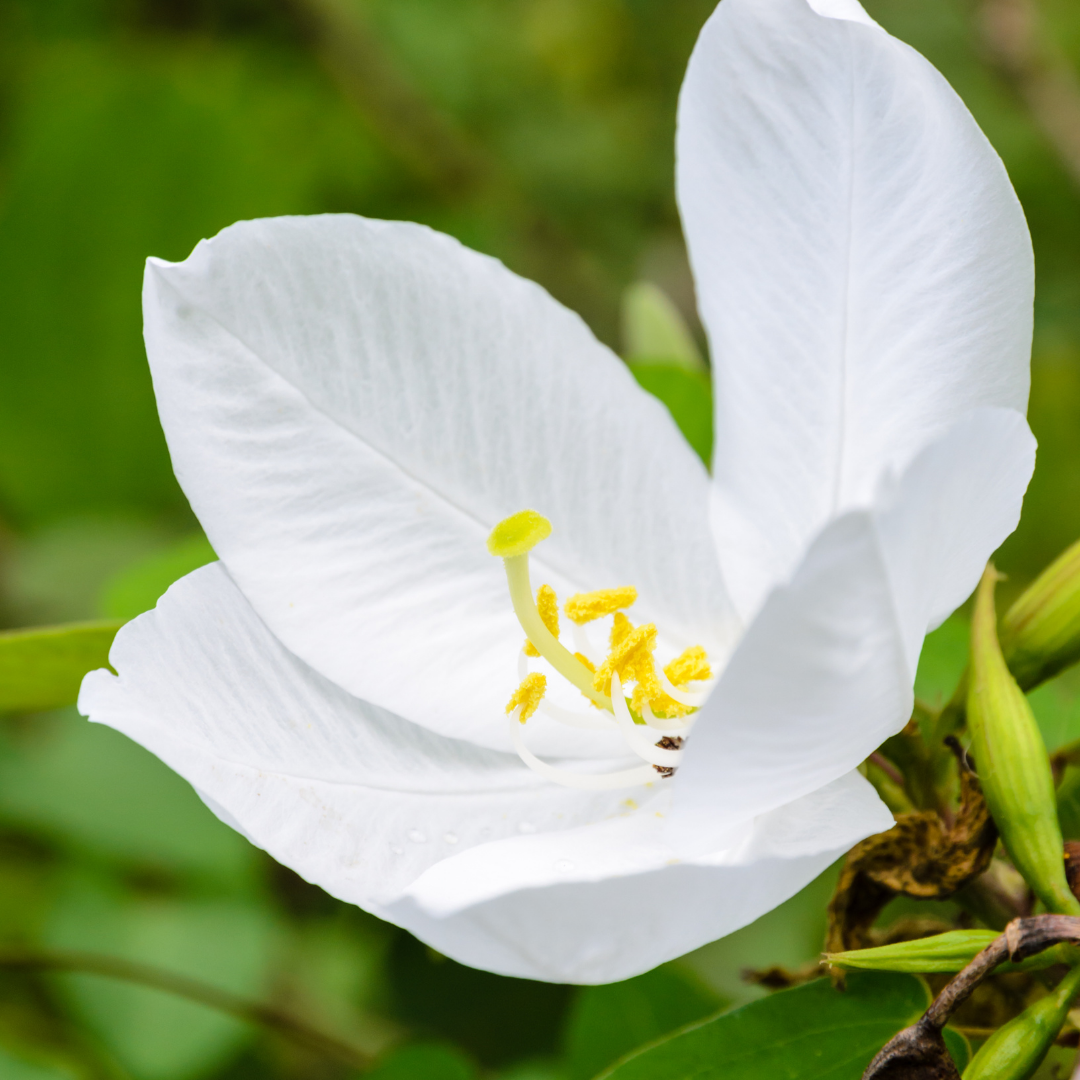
[
  {"left": 391, "top": 770, "right": 891, "bottom": 983},
  {"left": 678, "top": 0, "right": 1034, "bottom": 620},
  {"left": 78, "top": 564, "right": 650, "bottom": 906},
  {"left": 77, "top": 562, "right": 890, "bottom": 983},
  {"left": 143, "top": 216, "right": 734, "bottom": 752},
  {"left": 671, "top": 409, "right": 1035, "bottom": 853}
]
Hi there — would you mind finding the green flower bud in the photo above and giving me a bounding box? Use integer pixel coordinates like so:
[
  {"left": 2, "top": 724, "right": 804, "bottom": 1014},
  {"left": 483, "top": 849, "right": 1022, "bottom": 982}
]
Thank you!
[
  {"left": 963, "top": 963, "right": 1080, "bottom": 1080},
  {"left": 827, "top": 930, "right": 1073, "bottom": 975},
  {"left": 1001, "top": 536, "right": 1080, "bottom": 690},
  {"left": 968, "top": 566, "right": 1080, "bottom": 916}
]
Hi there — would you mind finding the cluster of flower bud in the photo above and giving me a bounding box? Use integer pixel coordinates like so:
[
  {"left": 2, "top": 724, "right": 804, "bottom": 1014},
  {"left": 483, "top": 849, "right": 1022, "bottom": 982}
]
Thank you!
[{"left": 856, "top": 539, "right": 1080, "bottom": 1079}]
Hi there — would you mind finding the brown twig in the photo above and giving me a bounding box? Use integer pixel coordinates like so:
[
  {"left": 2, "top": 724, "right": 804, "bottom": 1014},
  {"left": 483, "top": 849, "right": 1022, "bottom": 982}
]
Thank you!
[
  {"left": 863, "top": 914, "right": 1080, "bottom": 1078},
  {"left": 0, "top": 948, "right": 373, "bottom": 1070}
]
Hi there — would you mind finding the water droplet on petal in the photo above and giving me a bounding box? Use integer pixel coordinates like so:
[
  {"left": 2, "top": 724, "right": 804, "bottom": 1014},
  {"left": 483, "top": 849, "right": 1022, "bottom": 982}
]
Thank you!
[
  {"left": 554, "top": 859, "right": 574, "bottom": 873},
  {"left": 518, "top": 822, "right": 536, "bottom": 834},
  {"left": 408, "top": 829, "right": 427, "bottom": 843},
  {"left": 443, "top": 832, "right": 459, "bottom": 845}
]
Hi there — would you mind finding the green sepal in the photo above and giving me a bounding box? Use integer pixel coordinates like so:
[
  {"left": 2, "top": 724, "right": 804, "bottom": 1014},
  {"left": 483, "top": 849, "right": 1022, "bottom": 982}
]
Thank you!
[
  {"left": 0, "top": 620, "right": 123, "bottom": 714},
  {"left": 828, "top": 930, "right": 1072, "bottom": 975}
]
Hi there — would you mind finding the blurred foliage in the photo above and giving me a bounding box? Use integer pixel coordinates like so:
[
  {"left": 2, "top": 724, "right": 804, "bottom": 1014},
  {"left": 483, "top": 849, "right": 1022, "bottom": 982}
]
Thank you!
[{"left": 2, "top": 0, "right": 1080, "bottom": 1075}]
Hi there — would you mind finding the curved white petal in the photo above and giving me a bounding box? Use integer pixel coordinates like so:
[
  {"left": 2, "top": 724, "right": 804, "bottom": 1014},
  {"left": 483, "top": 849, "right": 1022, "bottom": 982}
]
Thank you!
[
  {"left": 78, "top": 564, "right": 637, "bottom": 902},
  {"left": 76, "top": 562, "right": 890, "bottom": 983},
  {"left": 671, "top": 409, "right": 1035, "bottom": 853},
  {"left": 142, "top": 216, "right": 733, "bottom": 753},
  {"left": 392, "top": 770, "right": 892, "bottom": 983},
  {"left": 678, "top": 0, "right": 1034, "bottom": 619}
]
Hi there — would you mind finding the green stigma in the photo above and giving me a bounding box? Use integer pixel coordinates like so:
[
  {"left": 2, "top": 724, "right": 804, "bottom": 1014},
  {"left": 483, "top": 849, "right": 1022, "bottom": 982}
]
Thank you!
[{"left": 487, "top": 510, "right": 552, "bottom": 558}]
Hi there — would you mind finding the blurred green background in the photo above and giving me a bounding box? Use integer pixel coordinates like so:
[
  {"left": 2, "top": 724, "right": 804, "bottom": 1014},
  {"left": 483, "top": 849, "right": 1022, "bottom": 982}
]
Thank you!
[{"left": 2, "top": 0, "right": 1080, "bottom": 1076}]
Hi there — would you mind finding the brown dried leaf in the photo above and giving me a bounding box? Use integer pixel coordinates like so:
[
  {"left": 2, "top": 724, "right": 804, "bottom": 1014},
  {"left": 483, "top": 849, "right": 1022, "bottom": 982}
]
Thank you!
[{"left": 827, "top": 766, "right": 997, "bottom": 955}]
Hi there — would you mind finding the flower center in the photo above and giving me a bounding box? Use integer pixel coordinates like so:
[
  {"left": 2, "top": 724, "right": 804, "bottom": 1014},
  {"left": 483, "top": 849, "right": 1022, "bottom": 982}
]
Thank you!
[{"left": 487, "top": 510, "right": 713, "bottom": 790}]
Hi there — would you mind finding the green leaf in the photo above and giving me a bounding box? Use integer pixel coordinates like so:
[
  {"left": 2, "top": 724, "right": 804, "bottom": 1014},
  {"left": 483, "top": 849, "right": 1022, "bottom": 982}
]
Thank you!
[
  {"left": 100, "top": 532, "right": 217, "bottom": 621},
  {"left": 564, "top": 965, "right": 723, "bottom": 1080},
  {"left": 621, "top": 282, "right": 704, "bottom": 372},
  {"left": 46, "top": 871, "right": 278, "bottom": 1080},
  {"left": 0, "top": 621, "right": 121, "bottom": 714},
  {"left": 367, "top": 1043, "right": 479, "bottom": 1080},
  {"left": 628, "top": 363, "right": 712, "bottom": 465},
  {"left": 600, "top": 972, "right": 961, "bottom": 1080}
]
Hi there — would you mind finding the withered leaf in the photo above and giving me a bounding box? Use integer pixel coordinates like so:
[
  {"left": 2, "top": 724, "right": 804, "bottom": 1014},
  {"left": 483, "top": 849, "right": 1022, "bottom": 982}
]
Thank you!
[{"left": 827, "top": 765, "right": 997, "bottom": 955}]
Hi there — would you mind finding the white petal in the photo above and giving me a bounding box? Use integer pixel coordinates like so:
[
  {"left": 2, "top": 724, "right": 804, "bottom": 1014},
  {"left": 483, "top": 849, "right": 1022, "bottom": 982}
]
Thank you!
[
  {"left": 671, "top": 410, "right": 1034, "bottom": 853},
  {"left": 78, "top": 563, "right": 637, "bottom": 905},
  {"left": 678, "top": 0, "right": 1034, "bottom": 620},
  {"left": 875, "top": 408, "right": 1035, "bottom": 674},
  {"left": 391, "top": 771, "right": 892, "bottom": 983},
  {"left": 77, "top": 563, "right": 891, "bottom": 982},
  {"left": 142, "top": 216, "right": 734, "bottom": 752}
]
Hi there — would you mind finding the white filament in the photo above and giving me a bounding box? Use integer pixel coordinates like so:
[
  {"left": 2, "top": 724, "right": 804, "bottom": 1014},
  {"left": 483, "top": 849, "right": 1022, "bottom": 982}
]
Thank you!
[
  {"left": 572, "top": 622, "right": 602, "bottom": 666},
  {"left": 610, "top": 672, "right": 684, "bottom": 768},
  {"left": 509, "top": 711, "right": 657, "bottom": 790},
  {"left": 655, "top": 666, "right": 709, "bottom": 707},
  {"left": 640, "top": 699, "right": 691, "bottom": 734},
  {"left": 540, "top": 700, "right": 618, "bottom": 730}
]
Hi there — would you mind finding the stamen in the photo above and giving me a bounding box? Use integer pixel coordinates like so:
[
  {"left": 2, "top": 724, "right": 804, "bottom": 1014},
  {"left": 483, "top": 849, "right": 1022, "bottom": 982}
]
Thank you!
[
  {"left": 520, "top": 652, "right": 609, "bottom": 726},
  {"left": 524, "top": 584, "right": 560, "bottom": 657},
  {"left": 505, "top": 673, "right": 547, "bottom": 723},
  {"left": 509, "top": 709, "right": 658, "bottom": 790},
  {"left": 610, "top": 672, "right": 684, "bottom": 769},
  {"left": 666, "top": 645, "right": 711, "bottom": 686},
  {"left": 594, "top": 623, "right": 657, "bottom": 696},
  {"left": 572, "top": 622, "right": 602, "bottom": 666},
  {"left": 640, "top": 699, "right": 692, "bottom": 734},
  {"left": 490, "top": 510, "right": 709, "bottom": 791},
  {"left": 539, "top": 700, "right": 617, "bottom": 730},
  {"left": 565, "top": 587, "right": 637, "bottom": 625},
  {"left": 655, "top": 667, "right": 708, "bottom": 708}
]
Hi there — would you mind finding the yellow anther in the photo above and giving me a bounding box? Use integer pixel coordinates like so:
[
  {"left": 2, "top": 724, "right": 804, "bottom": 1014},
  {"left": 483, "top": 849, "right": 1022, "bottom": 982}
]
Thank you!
[
  {"left": 665, "top": 645, "right": 711, "bottom": 687},
  {"left": 610, "top": 612, "right": 634, "bottom": 650},
  {"left": 525, "top": 585, "right": 561, "bottom": 657},
  {"left": 573, "top": 652, "right": 601, "bottom": 708},
  {"left": 594, "top": 623, "right": 658, "bottom": 697},
  {"left": 506, "top": 672, "right": 547, "bottom": 723},
  {"left": 573, "top": 652, "right": 596, "bottom": 674},
  {"left": 487, "top": 510, "right": 552, "bottom": 558},
  {"left": 564, "top": 587, "right": 638, "bottom": 625}
]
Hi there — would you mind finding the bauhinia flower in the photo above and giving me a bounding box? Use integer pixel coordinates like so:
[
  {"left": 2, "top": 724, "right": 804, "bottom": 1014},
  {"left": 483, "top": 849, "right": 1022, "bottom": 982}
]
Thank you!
[{"left": 80, "top": 0, "right": 1036, "bottom": 983}]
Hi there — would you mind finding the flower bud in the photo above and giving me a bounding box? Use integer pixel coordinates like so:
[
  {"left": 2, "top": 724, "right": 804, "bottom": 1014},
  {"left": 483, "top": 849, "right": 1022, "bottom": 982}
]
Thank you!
[
  {"left": 1000, "top": 536, "right": 1080, "bottom": 690},
  {"left": 827, "top": 930, "right": 1071, "bottom": 975},
  {"left": 962, "top": 962, "right": 1080, "bottom": 1080},
  {"left": 968, "top": 565, "right": 1080, "bottom": 916}
]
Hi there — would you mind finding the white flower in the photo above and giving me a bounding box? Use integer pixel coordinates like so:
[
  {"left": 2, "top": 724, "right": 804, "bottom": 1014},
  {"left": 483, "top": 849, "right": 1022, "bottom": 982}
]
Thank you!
[{"left": 80, "top": 0, "right": 1035, "bottom": 983}]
